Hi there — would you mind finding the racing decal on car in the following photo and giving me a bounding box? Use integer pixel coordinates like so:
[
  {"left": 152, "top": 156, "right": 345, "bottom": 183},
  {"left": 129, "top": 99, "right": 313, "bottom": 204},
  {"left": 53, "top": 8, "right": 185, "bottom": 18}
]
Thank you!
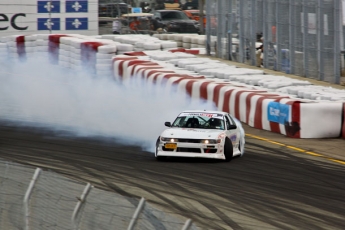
[
  {"left": 217, "top": 133, "right": 225, "bottom": 139},
  {"left": 230, "top": 135, "right": 237, "bottom": 142},
  {"left": 179, "top": 113, "right": 223, "bottom": 118},
  {"left": 188, "top": 129, "right": 207, "bottom": 132}
]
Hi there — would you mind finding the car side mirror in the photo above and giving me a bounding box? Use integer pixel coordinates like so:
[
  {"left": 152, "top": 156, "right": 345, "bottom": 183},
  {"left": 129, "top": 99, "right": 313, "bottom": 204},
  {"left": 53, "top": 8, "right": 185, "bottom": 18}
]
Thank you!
[
  {"left": 165, "top": 122, "right": 171, "bottom": 127},
  {"left": 155, "top": 17, "right": 161, "bottom": 21},
  {"left": 228, "top": 124, "right": 237, "bottom": 130}
]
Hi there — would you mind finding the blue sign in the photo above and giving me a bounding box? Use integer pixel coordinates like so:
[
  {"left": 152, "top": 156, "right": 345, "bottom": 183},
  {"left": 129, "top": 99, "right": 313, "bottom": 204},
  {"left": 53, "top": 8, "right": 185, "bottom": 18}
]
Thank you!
[
  {"left": 37, "top": 0, "right": 60, "bottom": 13},
  {"left": 37, "top": 18, "right": 61, "bottom": 30},
  {"left": 267, "top": 102, "right": 290, "bottom": 124},
  {"left": 66, "top": 18, "right": 88, "bottom": 30},
  {"left": 131, "top": 7, "right": 142, "bottom": 13},
  {"left": 66, "top": 0, "right": 88, "bottom": 13}
]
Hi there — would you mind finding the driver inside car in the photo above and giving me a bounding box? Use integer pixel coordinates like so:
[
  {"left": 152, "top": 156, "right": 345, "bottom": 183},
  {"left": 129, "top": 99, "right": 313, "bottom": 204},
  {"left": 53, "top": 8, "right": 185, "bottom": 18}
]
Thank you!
[{"left": 209, "top": 118, "right": 224, "bottom": 130}]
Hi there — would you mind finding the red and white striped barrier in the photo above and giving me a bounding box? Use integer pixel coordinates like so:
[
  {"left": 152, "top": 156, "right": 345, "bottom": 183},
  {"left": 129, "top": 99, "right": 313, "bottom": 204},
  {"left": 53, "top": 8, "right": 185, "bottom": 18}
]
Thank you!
[
  {"left": 298, "top": 102, "right": 343, "bottom": 138},
  {"left": 112, "top": 54, "right": 345, "bottom": 139},
  {"left": 48, "top": 34, "right": 70, "bottom": 64},
  {"left": 2, "top": 33, "right": 345, "bottom": 139}
]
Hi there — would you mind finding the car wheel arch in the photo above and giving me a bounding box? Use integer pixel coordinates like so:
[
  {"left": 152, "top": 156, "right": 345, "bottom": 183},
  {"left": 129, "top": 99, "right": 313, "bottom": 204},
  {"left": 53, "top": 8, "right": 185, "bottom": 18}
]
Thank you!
[{"left": 223, "top": 137, "right": 233, "bottom": 162}]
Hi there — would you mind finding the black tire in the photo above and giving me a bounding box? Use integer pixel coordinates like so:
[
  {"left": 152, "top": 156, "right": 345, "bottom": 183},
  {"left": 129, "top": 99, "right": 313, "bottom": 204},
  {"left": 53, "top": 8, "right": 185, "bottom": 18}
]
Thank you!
[
  {"left": 224, "top": 137, "right": 234, "bottom": 162},
  {"left": 155, "top": 137, "right": 166, "bottom": 161},
  {"left": 239, "top": 140, "right": 244, "bottom": 157},
  {"left": 156, "top": 156, "right": 167, "bottom": 161}
]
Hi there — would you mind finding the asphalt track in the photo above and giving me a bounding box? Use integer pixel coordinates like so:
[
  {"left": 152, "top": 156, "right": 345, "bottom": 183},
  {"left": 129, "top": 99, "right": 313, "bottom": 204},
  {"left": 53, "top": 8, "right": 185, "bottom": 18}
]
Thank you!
[{"left": 0, "top": 121, "right": 344, "bottom": 230}]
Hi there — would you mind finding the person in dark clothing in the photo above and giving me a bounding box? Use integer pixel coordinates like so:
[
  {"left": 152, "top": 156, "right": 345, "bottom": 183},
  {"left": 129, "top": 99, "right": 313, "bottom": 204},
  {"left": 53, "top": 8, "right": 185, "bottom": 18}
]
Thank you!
[{"left": 182, "top": 0, "right": 198, "bottom": 10}]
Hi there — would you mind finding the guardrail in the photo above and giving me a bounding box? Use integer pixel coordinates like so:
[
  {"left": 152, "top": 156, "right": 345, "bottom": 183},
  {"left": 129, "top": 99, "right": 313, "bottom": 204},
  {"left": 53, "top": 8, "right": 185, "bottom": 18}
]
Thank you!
[{"left": 0, "top": 159, "right": 198, "bottom": 230}]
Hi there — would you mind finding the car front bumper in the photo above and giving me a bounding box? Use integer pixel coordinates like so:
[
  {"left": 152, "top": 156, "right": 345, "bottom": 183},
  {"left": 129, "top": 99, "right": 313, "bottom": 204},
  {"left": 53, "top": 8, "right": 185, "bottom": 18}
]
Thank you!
[{"left": 156, "top": 141, "right": 226, "bottom": 159}]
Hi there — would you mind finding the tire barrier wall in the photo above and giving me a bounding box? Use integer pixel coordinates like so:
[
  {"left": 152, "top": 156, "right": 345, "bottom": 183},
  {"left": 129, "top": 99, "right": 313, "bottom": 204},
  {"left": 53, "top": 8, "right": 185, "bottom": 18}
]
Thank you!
[
  {"left": 112, "top": 51, "right": 345, "bottom": 139},
  {"left": 1, "top": 33, "right": 345, "bottom": 139}
]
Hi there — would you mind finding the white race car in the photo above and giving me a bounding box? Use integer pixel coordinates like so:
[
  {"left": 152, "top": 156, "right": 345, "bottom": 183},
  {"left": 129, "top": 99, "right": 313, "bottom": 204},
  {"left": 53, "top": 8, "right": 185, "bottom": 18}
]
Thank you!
[{"left": 155, "top": 110, "right": 245, "bottom": 161}]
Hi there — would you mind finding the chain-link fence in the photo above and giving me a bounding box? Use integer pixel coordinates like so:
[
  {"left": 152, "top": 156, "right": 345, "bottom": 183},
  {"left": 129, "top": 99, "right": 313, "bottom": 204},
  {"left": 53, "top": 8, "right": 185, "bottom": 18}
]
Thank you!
[
  {"left": 0, "top": 159, "right": 199, "bottom": 230},
  {"left": 206, "top": 0, "right": 343, "bottom": 84}
]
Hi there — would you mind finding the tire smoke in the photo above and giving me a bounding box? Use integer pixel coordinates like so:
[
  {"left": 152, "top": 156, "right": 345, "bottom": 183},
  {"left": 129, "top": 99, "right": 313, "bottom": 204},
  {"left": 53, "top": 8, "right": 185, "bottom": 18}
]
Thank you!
[{"left": 0, "top": 56, "right": 217, "bottom": 152}]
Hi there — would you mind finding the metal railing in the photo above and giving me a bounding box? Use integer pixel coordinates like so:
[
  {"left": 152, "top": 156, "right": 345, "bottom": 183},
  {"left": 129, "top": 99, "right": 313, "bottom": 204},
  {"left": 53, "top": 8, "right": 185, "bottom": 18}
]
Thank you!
[
  {"left": 205, "top": 0, "right": 343, "bottom": 84},
  {"left": 0, "top": 159, "right": 199, "bottom": 230}
]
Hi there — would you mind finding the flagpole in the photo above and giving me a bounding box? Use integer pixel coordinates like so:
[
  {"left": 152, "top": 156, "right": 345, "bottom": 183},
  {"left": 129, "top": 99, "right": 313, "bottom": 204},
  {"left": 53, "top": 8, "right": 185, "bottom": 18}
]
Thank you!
[{"left": 49, "top": 0, "right": 52, "bottom": 33}]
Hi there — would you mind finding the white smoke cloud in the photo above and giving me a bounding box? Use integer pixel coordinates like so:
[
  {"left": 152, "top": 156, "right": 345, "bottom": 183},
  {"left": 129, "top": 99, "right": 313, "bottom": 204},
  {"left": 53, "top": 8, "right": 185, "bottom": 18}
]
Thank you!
[{"left": 0, "top": 55, "right": 217, "bottom": 152}]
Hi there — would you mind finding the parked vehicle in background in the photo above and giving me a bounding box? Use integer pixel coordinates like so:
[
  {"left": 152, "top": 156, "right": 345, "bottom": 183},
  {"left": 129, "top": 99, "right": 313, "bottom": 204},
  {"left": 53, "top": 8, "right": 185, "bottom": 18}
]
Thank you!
[
  {"left": 99, "top": 0, "right": 130, "bottom": 18},
  {"left": 152, "top": 10, "right": 200, "bottom": 33},
  {"left": 183, "top": 9, "right": 206, "bottom": 28}
]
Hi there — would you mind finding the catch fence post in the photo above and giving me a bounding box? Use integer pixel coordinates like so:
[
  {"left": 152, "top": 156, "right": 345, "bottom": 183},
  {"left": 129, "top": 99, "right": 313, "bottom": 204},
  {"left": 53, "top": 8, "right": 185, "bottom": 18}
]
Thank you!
[
  {"left": 334, "top": 0, "right": 342, "bottom": 84},
  {"left": 127, "top": 197, "right": 146, "bottom": 230},
  {"left": 71, "top": 183, "right": 92, "bottom": 230},
  {"left": 317, "top": 0, "right": 324, "bottom": 81},
  {"left": 23, "top": 168, "right": 42, "bottom": 230},
  {"left": 289, "top": 0, "right": 296, "bottom": 74},
  {"left": 181, "top": 219, "right": 193, "bottom": 230}
]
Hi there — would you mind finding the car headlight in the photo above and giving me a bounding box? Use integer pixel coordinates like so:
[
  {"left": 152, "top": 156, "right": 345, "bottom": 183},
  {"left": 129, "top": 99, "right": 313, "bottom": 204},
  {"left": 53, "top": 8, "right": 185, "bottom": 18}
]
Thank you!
[
  {"left": 201, "top": 139, "right": 220, "bottom": 144},
  {"left": 161, "top": 137, "right": 176, "bottom": 142}
]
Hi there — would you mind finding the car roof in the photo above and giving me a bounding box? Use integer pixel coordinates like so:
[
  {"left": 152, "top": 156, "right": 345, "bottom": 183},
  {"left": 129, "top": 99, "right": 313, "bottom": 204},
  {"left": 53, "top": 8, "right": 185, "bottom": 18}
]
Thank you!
[{"left": 180, "top": 110, "right": 228, "bottom": 115}]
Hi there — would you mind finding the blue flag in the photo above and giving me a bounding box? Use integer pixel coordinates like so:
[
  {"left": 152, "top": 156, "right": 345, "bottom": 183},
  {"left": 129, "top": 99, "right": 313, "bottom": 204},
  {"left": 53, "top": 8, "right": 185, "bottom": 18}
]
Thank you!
[
  {"left": 66, "top": 18, "right": 88, "bottom": 30},
  {"left": 66, "top": 0, "right": 88, "bottom": 13},
  {"left": 37, "top": 0, "right": 60, "bottom": 13},
  {"left": 37, "top": 18, "right": 61, "bottom": 30}
]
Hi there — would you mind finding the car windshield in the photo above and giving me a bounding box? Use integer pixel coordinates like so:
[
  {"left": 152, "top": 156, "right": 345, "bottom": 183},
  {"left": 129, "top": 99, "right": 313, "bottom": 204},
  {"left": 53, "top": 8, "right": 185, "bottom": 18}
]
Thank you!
[
  {"left": 172, "top": 112, "right": 225, "bottom": 130},
  {"left": 160, "top": 11, "right": 190, "bottom": 21}
]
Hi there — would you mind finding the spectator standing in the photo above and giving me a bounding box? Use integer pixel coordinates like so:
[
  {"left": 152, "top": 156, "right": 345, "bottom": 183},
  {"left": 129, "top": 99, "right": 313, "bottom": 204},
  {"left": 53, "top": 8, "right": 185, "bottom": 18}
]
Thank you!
[
  {"left": 112, "top": 18, "right": 122, "bottom": 34},
  {"left": 129, "top": 17, "right": 140, "bottom": 31},
  {"left": 256, "top": 37, "right": 264, "bottom": 67}
]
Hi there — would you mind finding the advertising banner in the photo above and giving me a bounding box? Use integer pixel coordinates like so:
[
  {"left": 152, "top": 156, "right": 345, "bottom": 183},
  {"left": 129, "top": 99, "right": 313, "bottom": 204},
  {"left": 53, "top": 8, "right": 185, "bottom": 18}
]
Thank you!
[
  {"left": 267, "top": 102, "right": 290, "bottom": 125},
  {"left": 0, "top": 0, "right": 98, "bottom": 37}
]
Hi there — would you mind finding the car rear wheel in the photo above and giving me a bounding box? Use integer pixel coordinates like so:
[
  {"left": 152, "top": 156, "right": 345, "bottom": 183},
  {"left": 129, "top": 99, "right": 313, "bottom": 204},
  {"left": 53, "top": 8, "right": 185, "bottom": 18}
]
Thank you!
[
  {"left": 239, "top": 140, "right": 244, "bottom": 157},
  {"left": 224, "top": 137, "right": 234, "bottom": 162},
  {"left": 155, "top": 137, "right": 166, "bottom": 161}
]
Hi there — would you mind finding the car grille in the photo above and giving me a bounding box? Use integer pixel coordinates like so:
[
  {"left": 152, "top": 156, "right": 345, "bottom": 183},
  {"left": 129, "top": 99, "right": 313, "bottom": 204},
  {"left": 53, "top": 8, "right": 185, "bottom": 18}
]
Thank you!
[
  {"left": 162, "top": 145, "right": 217, "bottom": 153},
  {"left": 177, "top": 147, "right": 201, "bottom": 153},
  {"left": 176, "top": 138, "right": 201, "bottom": 143},
  {"left": 203, "top": 149, "right": 217, "bottom": 153}
]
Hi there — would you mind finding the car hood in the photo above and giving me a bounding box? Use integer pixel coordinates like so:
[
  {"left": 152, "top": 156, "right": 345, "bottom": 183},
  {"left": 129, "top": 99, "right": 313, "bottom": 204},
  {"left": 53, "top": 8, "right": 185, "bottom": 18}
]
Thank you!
[{"left": 161, "top": 128, "right": 224, "bottom": 140}]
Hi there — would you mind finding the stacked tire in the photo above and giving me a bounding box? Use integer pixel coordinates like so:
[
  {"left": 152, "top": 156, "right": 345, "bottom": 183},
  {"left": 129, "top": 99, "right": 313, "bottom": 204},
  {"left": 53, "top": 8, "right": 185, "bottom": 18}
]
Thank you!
[
  {"left": 96, "top": 45, "right": 117, "bottom": 77},
  {"left": 59, "top": 37, "right": 73, "bottom": 68}
]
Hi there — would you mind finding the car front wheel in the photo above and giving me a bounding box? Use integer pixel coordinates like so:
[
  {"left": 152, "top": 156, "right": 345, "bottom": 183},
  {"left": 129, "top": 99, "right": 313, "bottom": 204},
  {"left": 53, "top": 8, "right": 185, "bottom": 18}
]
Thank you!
[
  {"left": 155, "top": 137, "right": 166, "bottom": 161},
  {"left": 224, "top": 137, "right": 234, "bottom": 162}
]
